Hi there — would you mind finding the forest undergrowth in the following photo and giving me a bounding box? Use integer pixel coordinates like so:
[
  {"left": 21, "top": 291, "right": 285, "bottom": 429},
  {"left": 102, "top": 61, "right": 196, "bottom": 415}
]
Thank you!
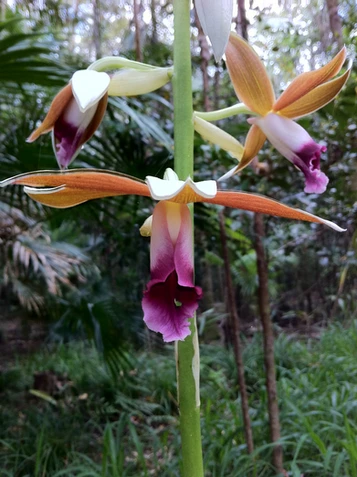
[{"left": 1, "top": 322, "right": 357, "bottom": 477}]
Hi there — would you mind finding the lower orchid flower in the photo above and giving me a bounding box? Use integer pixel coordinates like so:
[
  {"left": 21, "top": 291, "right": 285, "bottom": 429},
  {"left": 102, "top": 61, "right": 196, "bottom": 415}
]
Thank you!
[
  {"left": 223, "top": 33, "right": 351, "bottom": 193},
  {"left": 0, "top": 168, "right": 344, "bottom": 341}
]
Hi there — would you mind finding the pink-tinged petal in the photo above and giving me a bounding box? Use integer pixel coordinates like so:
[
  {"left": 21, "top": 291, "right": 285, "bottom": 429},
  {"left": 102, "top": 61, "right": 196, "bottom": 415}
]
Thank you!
[
  {"left": 142, "top": 272, "right": 202, "bottom": 342},
  {"left": 142, "top": 201, "right": 202, "bottom": 342},
  {"left": 250, "top": 113, "right": 329, "bottom": 194},
  {"left": 150, "top": 202, "right": 194, "bottom": 286}
]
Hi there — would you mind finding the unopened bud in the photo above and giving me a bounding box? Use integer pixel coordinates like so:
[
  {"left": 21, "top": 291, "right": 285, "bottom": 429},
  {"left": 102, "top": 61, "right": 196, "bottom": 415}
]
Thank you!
[
  {"left": 140, "top": 215, "right": 153, "bottom": 237},
  {"left": 108, "top": 68, "right": 172, "bottom": 97}
]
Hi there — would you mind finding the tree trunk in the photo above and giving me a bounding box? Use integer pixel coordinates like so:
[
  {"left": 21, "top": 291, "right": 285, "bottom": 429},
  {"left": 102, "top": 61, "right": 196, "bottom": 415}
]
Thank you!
[
  {"left": 195, "top": 12, "right": 211, "bottom": 112},
  {"left": 254, "top": 213, "right": 283, "bottom": 473},
  {"left": 93, "top": 0, "right": 102, "bottom": 60},
  {"left": 133, "top": 0, "right": 143, "bottom": 62},
  {"left": 150, "top": 0, "right": 158, "bottom": 44},
  {"left": 325, "top": 0, "right": 343, "bottom": 49},
  {"left": 219, "top": 210, "right": 254, "bottom": 455},
  {"left": 236, "top": 0, "right": 248, "bottom": 40}
]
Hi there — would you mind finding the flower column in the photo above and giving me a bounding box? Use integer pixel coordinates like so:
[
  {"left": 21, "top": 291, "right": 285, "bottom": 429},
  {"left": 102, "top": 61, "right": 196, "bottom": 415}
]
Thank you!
[{"left": 173, "top": 0, "right": 204, "bottom": 476}]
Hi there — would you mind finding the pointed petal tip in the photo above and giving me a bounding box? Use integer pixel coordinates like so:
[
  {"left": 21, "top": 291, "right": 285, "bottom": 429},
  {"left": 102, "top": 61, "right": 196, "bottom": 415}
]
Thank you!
[
  {"left": 195, "top": 0, "right": 233, "bottom": 63},
  {"left": 217, "top": 165, "right": 238, "bottom": 182}
]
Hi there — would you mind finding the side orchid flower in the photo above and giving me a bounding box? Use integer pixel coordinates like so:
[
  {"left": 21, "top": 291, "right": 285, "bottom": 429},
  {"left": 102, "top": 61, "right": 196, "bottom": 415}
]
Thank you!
[
  {"left": 225, "top": 33, "right": 351, "bottom": 193},
  {"left": 27, "top": 70, "right": 110, "bottom": 170},
  {"left": 0, "top": 168, "right": 344, "bottom": 341}
]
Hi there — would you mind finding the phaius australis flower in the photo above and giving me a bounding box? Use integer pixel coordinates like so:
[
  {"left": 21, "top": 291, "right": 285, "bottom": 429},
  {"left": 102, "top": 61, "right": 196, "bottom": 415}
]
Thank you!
[
  {"left": 27, "top": 67, "right": 172, "bottom": 170},
  {"left": 28, "top": 70, "right": 111, "bottom": 170},
  {"left": 0, "top": 167, "right": 344, "bottom": 342},
  {"left": 225, "top": 33, "right": 351, "bottom": 193}
]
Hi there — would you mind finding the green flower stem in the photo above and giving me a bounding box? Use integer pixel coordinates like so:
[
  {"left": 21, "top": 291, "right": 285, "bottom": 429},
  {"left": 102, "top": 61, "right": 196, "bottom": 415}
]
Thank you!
[
  {"left": 173, "top": 0, "right": 204, "bottom": 476},
  {"left": 195, "top": 103, "right": 256, "bottom": 121},
  {"left": 88, "top": 56, "right": 157, "bottom": 71}
]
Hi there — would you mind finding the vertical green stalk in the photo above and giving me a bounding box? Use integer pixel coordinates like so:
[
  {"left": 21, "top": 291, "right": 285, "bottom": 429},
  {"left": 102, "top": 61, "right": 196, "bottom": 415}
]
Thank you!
[{"left": 173, "top": 1, "right": 204, "bottom": 476}]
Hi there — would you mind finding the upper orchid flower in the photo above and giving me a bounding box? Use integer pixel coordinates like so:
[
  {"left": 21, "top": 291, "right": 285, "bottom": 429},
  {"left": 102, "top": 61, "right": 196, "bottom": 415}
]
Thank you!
[
  {"left": 27, "top": 67, "right": 172, "bottom": 170},
  {"left": 27, "top": 70, "right": 111, "bottom": 170},
  {"left": 225, "top": 32, "right": 351, "bottom": 193},
  {"left": 0, "top": 167, "right": 344, "bottom": 342}
]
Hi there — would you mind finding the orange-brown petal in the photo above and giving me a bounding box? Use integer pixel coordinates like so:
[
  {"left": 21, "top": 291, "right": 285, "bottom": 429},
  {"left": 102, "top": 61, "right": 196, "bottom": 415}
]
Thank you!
[
  {"left": 278, "top": 68, "right": 351, "bottom": 119},
  {"left": 1, "top": 169, "right": 151, "bottom": 208},
  {"left": 236, "top": 124, "right": 267, "bottom": 171},
  {"left": 27, "top": 84, "right": 73, "bottom": 142},
  {"left": 225, "top": 32, "right": 275, "bottom": 116},
  {"left": 205, "top": 191, "right": 344, "bottom": 231},
  {"left": 273, "top": 47, "right": 347, "bottom": 113}
]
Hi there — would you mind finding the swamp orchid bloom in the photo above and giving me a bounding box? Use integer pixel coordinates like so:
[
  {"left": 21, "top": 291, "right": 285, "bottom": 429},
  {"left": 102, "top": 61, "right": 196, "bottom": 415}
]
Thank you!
[
  {"left": 195, "top": 0, "right": 233, "bottom": 62},
  {"left": 0, "top": 168, "right": 344, "bottom": 341},
  {"left": 225, "top": 32, "right": 351, "bottom": 193},
  {"left": 27, "top": 70, "right": 111, "bottom": 169}
]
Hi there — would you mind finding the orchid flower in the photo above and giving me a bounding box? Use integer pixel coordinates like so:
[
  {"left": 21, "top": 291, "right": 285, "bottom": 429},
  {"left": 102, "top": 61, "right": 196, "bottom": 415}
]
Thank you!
[
  {"left": 28, "top": 70, "right": 111, "bottom": 170},
  {"left": 194, "top": 0, "right": 233, "bottom": 62},
  {"left": 27, "top": 67, "right": 172, "bottom": 170},
  {"left": 0, "top": 167, "right": 344, "bottom": 342},
  {"left": 225, "top": 33, "right": 351, "bottom": 193}
]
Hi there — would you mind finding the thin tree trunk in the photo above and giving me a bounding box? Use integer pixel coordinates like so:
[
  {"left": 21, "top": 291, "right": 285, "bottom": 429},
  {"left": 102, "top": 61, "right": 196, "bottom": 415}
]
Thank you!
[
  {"left": 254, "top": 213, "right": 283, "bottom": 473},
  {"left": 195, "top": 12, "right": 211, "bottom": 112},
  {"left": 236, "top": 0, "right": 248, "bottom": 40},
  {"left": 150, "top": 0, "right": 158, "bottom": 44},
  {"left": 219, "top": 210, "right": 254, "bottom": 455},
  {"left": 133, "top": 0, "right": 142, "bottom": 62},
  {"left": 325, "top": 0, "right": 343, "bottom": 49},
  {"left": 93, "top": 0, "right": 102, "bottom": 60}
]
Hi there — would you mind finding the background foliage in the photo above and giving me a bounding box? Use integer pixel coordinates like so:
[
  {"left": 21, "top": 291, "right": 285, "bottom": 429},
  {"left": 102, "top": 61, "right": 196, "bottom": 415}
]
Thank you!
[{"left": 0, "top": 0, "right": 356, "bottom": 475}]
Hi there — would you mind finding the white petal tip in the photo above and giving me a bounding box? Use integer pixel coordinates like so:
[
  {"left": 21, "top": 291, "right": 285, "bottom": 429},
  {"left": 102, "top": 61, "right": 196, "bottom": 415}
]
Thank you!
[
  {"left": 71, "top": 70, "right": 110, "bottom": 112},
  {"left": 217, "top": 165, "right": 238, "bottom": 182}
]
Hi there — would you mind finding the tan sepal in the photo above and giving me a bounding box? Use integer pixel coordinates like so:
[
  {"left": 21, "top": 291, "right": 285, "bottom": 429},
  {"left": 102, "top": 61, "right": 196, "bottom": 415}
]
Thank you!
[
  {"left": 194, "top": 115, "right": 244, "bottom": 159},
  {"left": 1, "top": 169, "right": 151, "bottom": 208},
  {"left": 278, "top": 67, "right": 351, "bottom": 119},
  {"left": 225, "top": 32, "right": 275, "bottom": 116},
  {"left": 205, "top": 191, "right": 345, "bottom": 232},
  {"left": 236, "top": 124, "right": 266, "bottom": 171},
  {"left": 273, "top": 46, "right": 347, "bottom": 113},
  {"left": 27, "top": 84, "right": 73, "bottom": 142},
  {"left": 81, "top": 93, "right": 108, "bottom": 145}
]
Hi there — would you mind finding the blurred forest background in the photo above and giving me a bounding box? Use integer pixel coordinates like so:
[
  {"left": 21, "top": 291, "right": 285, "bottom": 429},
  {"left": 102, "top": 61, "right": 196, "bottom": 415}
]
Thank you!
[{"left": 0, "top": 0, "right": 356, "bottom": 475}]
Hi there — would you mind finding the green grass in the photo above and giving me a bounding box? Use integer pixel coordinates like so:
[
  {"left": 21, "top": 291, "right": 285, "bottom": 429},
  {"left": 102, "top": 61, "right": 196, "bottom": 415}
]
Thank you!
[{"left": 1, "top": 322, "right": 357, "bottom": 476}]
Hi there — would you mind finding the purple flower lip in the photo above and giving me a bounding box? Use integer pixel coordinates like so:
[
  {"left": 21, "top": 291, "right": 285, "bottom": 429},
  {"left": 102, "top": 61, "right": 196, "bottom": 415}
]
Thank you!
[
  {"left": 293, "top": 143, "right": 329, "bottom": 194},
  {"left": 143, "top": 271, "right": 202, "bottom": 342},
  {"left": 251, "top": 113, "right": 329, "bottom": 194}
]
